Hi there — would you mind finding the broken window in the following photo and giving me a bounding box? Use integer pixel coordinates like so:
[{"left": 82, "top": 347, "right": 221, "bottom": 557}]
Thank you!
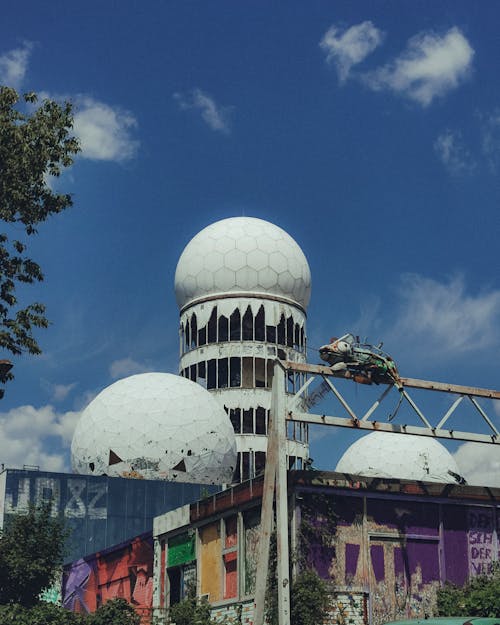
[
  {"left": 218, "top": 358, "right": 228, "bottom": 388},
  {"left": 266, "top": 325, "right": 276, "bottom": 343},
  {"left": 190, "top": 365, "right": 196, "bottom": 382},
  {"left": 197, "top": 361, "right": 206, "bottom": 387},
  {"left": 207, "top": 359, "right": 216, "bottom": 390},
  {"left": 243, "top": 409, "right": 254, "bottom": 433},
  {"left": 255, "top": 306, "right": 265, "bottom": 341},
  {"left": 241, "top": 452, "right": 250, "bottom": 481},
  {"left": 230, "top": 309, "right": 241, "bottom": 341},
  {"left": 277, "top": 315, "right": 285, "bottom": 346},
  {"left": 198, "top": 325, "right": 207, "bottom": 346},
  {"left": 230, "top": 408, "right": 241, "bottom": 433},
  {"left": 294, "top": 323, "right": 300, "bottom": 350},
  {"left": 256, "top": 407, "right": 266, "bottom": 435},
  {"left": 242, "top": 306, "right": 253, "bottom": 340},
  {"left": 230, "top": 357, "right": 241, "bottom": 387},
  {"left": 286, "top": 316, "right": 294, "bottom": 347},
  {"left": 191, "top": 314, "right": 197, "bottom": 349},
  {"left": 208, "top": 308, "right": 217, "bottom": 343},
  {"left": 218, "top": 315, "right": 229, "bottom": 342},
  {"left": 255, "top": 451, "right": 266, "bottom": 475}
]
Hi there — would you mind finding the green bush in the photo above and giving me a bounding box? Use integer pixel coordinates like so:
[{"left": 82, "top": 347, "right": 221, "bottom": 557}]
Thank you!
[{"left": 437, "top": 565, "right": 500, "bottom": 617}]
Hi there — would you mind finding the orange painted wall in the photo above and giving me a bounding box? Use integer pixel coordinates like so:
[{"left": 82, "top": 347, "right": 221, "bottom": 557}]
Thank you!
[{"left": 200, "top": 523, "right": 221, "bottom": 601}]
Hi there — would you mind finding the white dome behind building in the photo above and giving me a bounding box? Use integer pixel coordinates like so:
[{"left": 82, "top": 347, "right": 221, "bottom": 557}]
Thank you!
[
  {"left": 336, "top": 432, "right": 463, "bottom": 483},
  {"left": 174, "top": 216, "right": 311, "bottom": 310},
  {"left": 71, "top": 373, "right": 237, "bottom": 484}
]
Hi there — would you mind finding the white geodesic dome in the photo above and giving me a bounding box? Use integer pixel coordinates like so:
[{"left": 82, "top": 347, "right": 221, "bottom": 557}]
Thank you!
[
  {"left": 174, "top": 217, "right": 311, "bottom": 309},
  {"left": 71, "top": 373, "right": 237, "bottom": 484},
  {"left": 335, "top": 432, "right": 463, "bottom": 483}
]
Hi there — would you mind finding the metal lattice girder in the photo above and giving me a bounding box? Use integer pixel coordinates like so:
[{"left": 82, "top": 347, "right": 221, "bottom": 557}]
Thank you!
[{"left": 284, "top": 360, "right": 500, "bottom": 442}]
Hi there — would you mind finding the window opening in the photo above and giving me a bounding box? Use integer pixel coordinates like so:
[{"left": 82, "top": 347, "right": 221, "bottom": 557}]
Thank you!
[
  {"left": 230, "top": 357, "right": 241, "bottom": 387},
  {"left": 266, "top": 361, "right": 274, "bottom": 387},
  {"left": 277, "top": 314, "right": 285, "bottom": 345},
  {"left": 198, "top": 325, "right": 207, "bottom": 346},
  {"left": 191, "top": 314, "right": 197, "bottom": 349},
  {"left": 294, "top": 323, "right": 300, "bottom": 350},
  {"left": 218, "top": 358, "right": 228, "bottom": 389},
  {"left": 168, "top": 567, "right": 181, "bottom": 606},
  {"left": 207, "top": 359, "right": 216, "bottom": 389},
  {"left": 242, "top": 357, "right": 253, "bottom": 388},
  {"left": 256, "top": 407, "right": 266, "bottom": 435},
  {"left": 266, "top": 325, "right": 276, "bottom": 343},
  {"left": 242, "top": 452, "right": 250, "bottom": 481},
  {"left": 255, "top": 306, "right": 265, "bottom": 341},
  {"left": 185, "top": 322, "right": 190, "bottom": 351},
  {"left": 218, "top": 315, "right": 229, "bottom": 342},
  {"left": 190, "top": 365, "right": 196, "bottom": 382},
  {"left": 242, "top": 306, "right": 253, "bottom": 341},
  {"left": 243, "top": 409, "right": 254, "bottom": 434},
  {"left": 208, "top": 307, "right": 217, "bottom": 343},
  {"left": 286, "top": 316, "right": 294, "bottom": 347},
  {"left": 230, "top": 408, "right": 241, "bottom": 433},
  {"left": 255, "top": 358, "right": 266, "bottom": 388},
  {"left": 255, "top": 451, "right": 266, "bottom": 475},
  {"left": 230, "top": 309, "right": 241, "bottom": 341}
]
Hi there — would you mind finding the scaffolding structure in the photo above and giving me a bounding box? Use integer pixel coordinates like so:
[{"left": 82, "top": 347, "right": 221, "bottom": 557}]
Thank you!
[{"left": 253, "top": 360, "right": 500, "bottom": 625}]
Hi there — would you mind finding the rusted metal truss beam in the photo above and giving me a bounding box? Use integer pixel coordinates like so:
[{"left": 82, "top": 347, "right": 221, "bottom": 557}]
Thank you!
[
  {"left": 283, "top": 360, "right": 500, "bottom": 442},
  {"left": 285, "top": 361, "right": 500, "bottom": 400}
]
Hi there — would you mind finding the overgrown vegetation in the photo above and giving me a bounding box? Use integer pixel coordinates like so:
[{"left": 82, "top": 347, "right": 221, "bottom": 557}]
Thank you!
[
  {"left": 0, "top": 502, "right": 139, "bottom": 624},
  {"left": 265, "top": 493, "right": 337, "bottom": 625},
  {"left": 437, "top": 564, "right": 500, "bottom": 617},
  {"left": 167, "top": 589, "right": 214, "bottom": 625}
]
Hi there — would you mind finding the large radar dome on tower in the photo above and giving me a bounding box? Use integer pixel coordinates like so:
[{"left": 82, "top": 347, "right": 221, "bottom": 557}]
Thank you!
[
  {"left": 336, "top": 431, "right": 464, "bottom": 484},
  {"left": 71, "top": 372, "right": 237, "bottom": 484},
  {"left": 174, "top": 216, "right": 311, "bottom": 310}
]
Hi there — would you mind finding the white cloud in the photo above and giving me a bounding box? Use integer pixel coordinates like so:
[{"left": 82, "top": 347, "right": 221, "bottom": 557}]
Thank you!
[
  {"left": 0, "top": 42, "right": 32, "bottom": 90},
  {"left": 391, "top": 274, "right": 500, "bottom": 357},
  {"left": 0, "top": 405, "right": 80, "bottom": 472},
  {"left": 72, "top": 96, "right": 139, "bottom": 161},
  {"left": 174, "top": 89, "right": 232, "bottom": 133},
  {"left": 41, "top": 379, "right": 78, "bottom": 402},
  {"left": 434, "top": 129, "right": 476, "bottom": 174},
  {"left": 365, "top": 27, "right": 474, "bottom": 106},
  {"left": 453, "top": 442, "right": 500, "bottom": 487},
  {"left": 109, "top": 357, "right": 154, "bottom": 380},
  {"left": 320, "top": 21, "right": 384, "bottom": 82}
]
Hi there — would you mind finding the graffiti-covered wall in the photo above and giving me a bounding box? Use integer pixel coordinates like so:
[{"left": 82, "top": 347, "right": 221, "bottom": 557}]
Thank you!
[
  {"left": 62, "top": 532, "right": 154, "bottom": 623},
  {"left": 299, "top": 485, "right": 500, "bottom": 625},
  {"left": 0, "top": 468, "right": 218, "bottom": 563}
]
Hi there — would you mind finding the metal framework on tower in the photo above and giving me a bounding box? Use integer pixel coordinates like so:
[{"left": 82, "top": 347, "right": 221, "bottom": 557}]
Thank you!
[{"left": 253, "top": 360, "right": 500, "bottom": 625}]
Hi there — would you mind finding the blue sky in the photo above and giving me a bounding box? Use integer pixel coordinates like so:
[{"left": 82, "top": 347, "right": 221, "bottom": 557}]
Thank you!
[{"left": 0, "top": 1, "right": 499, "bottom": 484}]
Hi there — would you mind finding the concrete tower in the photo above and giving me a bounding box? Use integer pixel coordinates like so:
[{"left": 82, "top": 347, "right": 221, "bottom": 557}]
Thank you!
[{"left": 174, "top": 217, "right": 311, "bottom": 482}]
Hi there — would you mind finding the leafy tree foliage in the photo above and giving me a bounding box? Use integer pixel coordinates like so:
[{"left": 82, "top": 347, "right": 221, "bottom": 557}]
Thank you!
[
  {"left": 290, "top": 568, "right": 330, "bottom": 625},
  {"left": 437, "top": 565, "right": 500, "bottom": 617},
  {"left": 168, "top": 589, "right": 214, "bottom": 625},
  {"left": 0, "top": 599, "right": 140, "bottom": 625},
  {"left": 0, "top": 501, "right": 68, "bottom": 606},
  {"left": 0, "top": 86, "right": 79, "bottom": 384}
]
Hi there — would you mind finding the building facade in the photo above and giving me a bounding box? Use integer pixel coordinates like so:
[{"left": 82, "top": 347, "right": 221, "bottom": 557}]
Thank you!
[{"left": 175, "top": 217, "right": 312, "bottom": 482}]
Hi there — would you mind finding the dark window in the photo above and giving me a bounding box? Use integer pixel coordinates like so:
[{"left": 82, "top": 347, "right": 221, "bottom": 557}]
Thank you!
[
  {"left": 266, "top": 325, "right": 276, "bottom": 343},
  {"left": 277, "top": 315, "right": 285, "bottom": 346},
  {"left": 207, "top": 359, "right": 216, "bottom": 389},
  {"left": 185, "top": 322, "right": 191, "bottom": 350},
  {"left": 255, "top": 306, "right": 265, "bottom": 341},
  {"left": 230, "top": 408, "right": 241, "bottom": 433},
  {"left": 242, "top": 452, "right": 250, "bottom": 481},
  {"left": 230, "top": 357, "right": 241, "bottom": 387},
  {"left": 255, "top": 358, "right": 266, "bottom": 388},
  {"left": 294, "top": 323, "right": 300, "bottom": 350},
  {"left": 198, "top": 326, "right": 207, "bottom": 346},
  {"left": 300, "top": 327, "right": 304, "bottom": 351},
  {"left": 242, "top": 306, "right": 253, "bottom": 340},
  {"left": 190, "top": 365, "right": 196, "bottom": 381},
  {"left": 267, "top": 361, "right": 274, "bottom": 387},
  {"left": 256, "top": 407, "right": 266, "bottom": 434},
  {"left": 218, "top": 358, "right": 228, "bottom": 388},
  {"left": 286, "top": 316, "right": 294, "bottom": 347},
  {"left": 255, "top": 452, "right": 266, "bottom": 475},
  {"left": 230, "top": 309, "right": 241, "bottom": 341},
  {"left": 208, "top": 308, "right": 217, "bottom": 343},
  {"left": 191, "top": 315, "right": 198, "bottom": 349},
  {"left": 243, "top": 409, "right": 253, "bottom": 433},
  {"left": 218, "top": 315, "right": 229, "bottom": 342}
]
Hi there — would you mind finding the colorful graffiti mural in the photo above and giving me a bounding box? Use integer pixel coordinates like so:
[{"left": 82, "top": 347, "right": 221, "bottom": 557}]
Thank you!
[{"left": 62, "top": 532, "right": 154, "bottom": 623}]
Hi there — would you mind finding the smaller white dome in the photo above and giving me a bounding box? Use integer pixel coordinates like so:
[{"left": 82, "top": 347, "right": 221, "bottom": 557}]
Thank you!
[
  {"left": 174, "top": 217, "right": 311, "bottom": 309},
  {"left": 336, "top": 432, "right": 463, "bottom": 483},
  {"left": 71, "top": 373, "right": 236, "bottom": 484}
]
